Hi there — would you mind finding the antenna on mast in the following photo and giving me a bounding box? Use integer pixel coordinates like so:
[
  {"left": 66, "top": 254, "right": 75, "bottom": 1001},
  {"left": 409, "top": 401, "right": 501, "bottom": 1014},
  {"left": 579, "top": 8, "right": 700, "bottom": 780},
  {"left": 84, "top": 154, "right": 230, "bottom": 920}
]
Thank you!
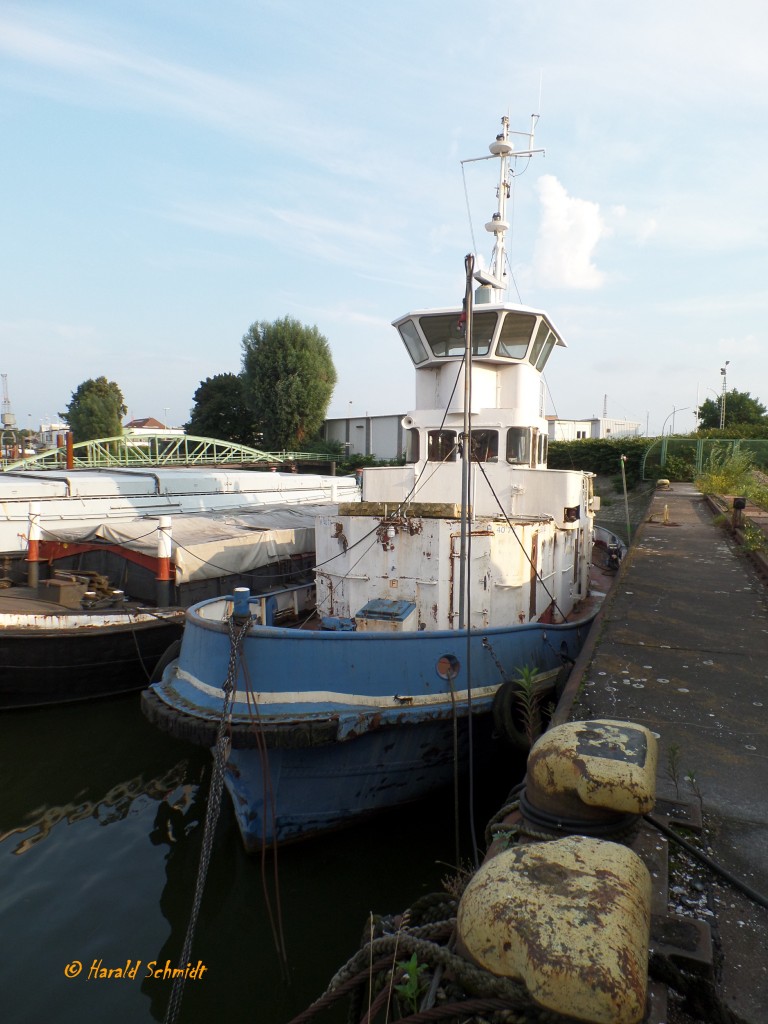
[{"left": 461, "top": 114, "right": 544, "bottom": 300}]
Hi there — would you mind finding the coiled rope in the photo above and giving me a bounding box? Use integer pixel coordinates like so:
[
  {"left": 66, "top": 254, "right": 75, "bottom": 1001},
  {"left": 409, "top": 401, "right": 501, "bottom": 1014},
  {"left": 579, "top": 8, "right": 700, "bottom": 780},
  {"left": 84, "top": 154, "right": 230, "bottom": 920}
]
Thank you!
[{"left": 288, "top": 891, "right": 582, "bottom": 1024}]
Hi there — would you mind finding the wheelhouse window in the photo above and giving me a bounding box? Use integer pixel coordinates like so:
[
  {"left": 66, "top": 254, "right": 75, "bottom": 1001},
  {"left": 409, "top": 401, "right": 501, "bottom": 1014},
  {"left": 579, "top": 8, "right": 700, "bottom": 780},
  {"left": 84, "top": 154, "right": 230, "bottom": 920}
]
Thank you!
[
  {"left": 405, "top": 427, "right": 420, "bottom": 464},
  {"left": 398, "top": 319, "right": 429, "bottom": 365},
  {"left": 470, "top": 312, "right": 497, "bottom": 356},
  {"left": 538, "top": 433, "right": 548, "bottom": 465},
  {"left": 469, "top": 429, "right": 498, "bottom": 462},
  {"left": 427, "top": 430, "right": 458, "bottom": 462},
  {"left": 496, "top": 313, "right": 536, "bottom": 358},
  {"left": 506, "top": 427, "right": 531, "bottom": 465},
  {"left": 529, "top": 320, "right": 557, "bottom": 371},
  {"left": 420, "top": 313, "right": 494, "bottom": 358},
  {"left": 535, "top": 336, "right": 556, "bottom": 371}
]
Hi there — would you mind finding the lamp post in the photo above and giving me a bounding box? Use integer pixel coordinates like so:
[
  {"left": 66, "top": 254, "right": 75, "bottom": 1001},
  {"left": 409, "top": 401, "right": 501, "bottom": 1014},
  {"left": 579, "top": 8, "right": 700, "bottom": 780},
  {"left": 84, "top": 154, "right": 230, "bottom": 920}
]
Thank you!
[
  {"left": 696, "top": 387, "right": 718, "bottom": 428},
  {"left": 660, "top": 406, "right": 689, "bottom": 436},
  {"left": 719, "top": 362, "right": 730, "bottom": 430}
]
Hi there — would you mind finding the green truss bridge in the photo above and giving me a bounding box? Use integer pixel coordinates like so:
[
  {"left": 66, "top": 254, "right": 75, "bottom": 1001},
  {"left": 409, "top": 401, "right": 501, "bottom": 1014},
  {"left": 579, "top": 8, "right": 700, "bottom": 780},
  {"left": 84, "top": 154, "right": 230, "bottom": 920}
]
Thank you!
[{"left": 1, "top": 433, "right": 329, "bottom": 472}]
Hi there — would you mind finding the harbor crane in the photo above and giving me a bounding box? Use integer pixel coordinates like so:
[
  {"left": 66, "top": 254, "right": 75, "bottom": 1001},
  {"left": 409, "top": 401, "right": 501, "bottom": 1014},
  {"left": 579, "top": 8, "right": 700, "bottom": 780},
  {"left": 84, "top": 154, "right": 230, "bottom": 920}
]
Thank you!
[
  {"left": 1, "top": 374, "right": 16, "bottom": 430},
  {"left": 1, "top": 374, "right": 19, "bottom": 458}
]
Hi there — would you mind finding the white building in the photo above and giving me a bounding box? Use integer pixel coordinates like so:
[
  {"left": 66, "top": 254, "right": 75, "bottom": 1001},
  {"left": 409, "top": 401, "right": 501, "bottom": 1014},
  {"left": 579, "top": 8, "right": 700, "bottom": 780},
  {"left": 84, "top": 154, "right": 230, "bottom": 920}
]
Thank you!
[
  {"left": 322, "top": 413, "right": 640, "bottom": 459},
  {"left": 546, "top": 416, "right": 641, "bottom": 441},
  {"left": 38, "top": 422, "right": 70, "bottom": 449},
  {"left": 124, "top": 417, "right": 185, "bottom": 437},
  {"left": 322, "top": 414, "right": 405, "bottom": 460}
]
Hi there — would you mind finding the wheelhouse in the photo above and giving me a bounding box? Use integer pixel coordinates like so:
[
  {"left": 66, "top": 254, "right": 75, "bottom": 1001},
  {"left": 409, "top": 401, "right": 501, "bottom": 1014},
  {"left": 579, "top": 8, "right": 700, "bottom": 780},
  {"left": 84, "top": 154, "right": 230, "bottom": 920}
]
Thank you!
[{"left": 394, "top": 305, "right": 565, "bottom": 371}]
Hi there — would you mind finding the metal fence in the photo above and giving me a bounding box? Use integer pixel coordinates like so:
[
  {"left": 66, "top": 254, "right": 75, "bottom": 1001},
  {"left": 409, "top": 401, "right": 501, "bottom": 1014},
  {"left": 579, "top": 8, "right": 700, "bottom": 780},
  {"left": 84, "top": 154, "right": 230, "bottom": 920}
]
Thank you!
[{"left": 642, "top": 438, "right": 768, "bottom": 479}]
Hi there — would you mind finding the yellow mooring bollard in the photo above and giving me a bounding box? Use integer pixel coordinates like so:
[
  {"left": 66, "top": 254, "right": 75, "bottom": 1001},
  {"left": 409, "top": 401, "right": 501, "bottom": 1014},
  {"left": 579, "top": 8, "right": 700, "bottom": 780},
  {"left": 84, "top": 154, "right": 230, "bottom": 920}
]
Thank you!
[
  {"left": 457, "top": 834, "right": 652, "bottom": 1024},
  {"left": 523, "top": 719, "right": 658, "bottom": 826}
]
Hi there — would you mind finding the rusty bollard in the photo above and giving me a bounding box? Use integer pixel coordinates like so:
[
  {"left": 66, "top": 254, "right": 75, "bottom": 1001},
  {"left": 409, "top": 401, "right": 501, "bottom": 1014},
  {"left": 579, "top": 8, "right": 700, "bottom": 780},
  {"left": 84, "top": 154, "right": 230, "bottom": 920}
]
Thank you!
[{"left": 733, "top": 496, "right": 746, "bottom": 530}]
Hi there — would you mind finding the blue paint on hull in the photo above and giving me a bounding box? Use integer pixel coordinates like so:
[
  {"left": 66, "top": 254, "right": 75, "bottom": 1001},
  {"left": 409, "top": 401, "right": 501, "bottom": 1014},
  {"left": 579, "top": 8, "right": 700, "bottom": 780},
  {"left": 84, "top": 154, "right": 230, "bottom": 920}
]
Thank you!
[
  {"left": 145, "top": 595, "right": 596, "bottom": 848},
  {"left": 225, "top": 719, "right": 468, "bottom": 849}
]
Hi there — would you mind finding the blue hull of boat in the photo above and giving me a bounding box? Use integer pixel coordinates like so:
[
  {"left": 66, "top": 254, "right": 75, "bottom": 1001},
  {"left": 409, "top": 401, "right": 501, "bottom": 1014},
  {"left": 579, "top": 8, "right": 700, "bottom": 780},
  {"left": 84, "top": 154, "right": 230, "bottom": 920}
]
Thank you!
[
  {"left": 225, "top": 719, "right": 470, "bottom": 849},
  {"left": 144, "top": 597, "right": 596, "bottom": 848}
]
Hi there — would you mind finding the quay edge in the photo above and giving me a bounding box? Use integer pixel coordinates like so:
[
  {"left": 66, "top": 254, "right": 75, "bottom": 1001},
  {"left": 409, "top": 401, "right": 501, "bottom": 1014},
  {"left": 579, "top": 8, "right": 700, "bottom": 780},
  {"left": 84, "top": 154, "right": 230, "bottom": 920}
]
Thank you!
[{"left": 553, "top": 480, "right": 768, "bottom": 1024}]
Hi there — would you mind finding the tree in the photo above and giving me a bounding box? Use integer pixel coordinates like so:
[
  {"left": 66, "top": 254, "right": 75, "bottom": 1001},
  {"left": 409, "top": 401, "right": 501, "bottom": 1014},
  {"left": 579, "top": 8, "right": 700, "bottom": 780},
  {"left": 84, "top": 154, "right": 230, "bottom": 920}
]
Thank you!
[
  {"left": 186, "top": 373, "right": 258, "bottom": 445},
  {"left": 61, "top": 377, "right": 126, "bottom": 443},
  {"left": 697, "top": 389, "right": 767, "bottom": 430},
  {"left": 241, "top": 316, "right": 337, "bottom": 450}
]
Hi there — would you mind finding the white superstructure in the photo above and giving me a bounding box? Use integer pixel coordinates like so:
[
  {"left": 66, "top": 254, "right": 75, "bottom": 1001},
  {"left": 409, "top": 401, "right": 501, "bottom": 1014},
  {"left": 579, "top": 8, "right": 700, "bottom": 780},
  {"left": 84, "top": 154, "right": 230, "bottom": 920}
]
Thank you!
[{"left": 0, "top": 467, "right": 358, "bottom": 555}]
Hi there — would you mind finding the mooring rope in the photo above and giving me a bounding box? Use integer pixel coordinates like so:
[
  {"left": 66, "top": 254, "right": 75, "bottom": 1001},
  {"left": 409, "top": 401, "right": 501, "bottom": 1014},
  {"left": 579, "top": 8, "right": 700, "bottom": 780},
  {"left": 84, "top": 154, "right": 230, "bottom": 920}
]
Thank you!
[
  {"left": 163, "top": 612, "right": 251, "bottom": 1024},
  {"left": 289, "top": 912, "right": 577, "bottom": 1024}
]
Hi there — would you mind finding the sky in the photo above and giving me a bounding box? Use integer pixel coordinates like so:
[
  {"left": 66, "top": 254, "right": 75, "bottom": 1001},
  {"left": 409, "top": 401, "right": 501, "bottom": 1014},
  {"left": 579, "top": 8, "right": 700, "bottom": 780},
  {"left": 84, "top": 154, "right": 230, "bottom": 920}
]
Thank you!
[{"left": 1, "top": 1, "right": 767, "bottom": 438}]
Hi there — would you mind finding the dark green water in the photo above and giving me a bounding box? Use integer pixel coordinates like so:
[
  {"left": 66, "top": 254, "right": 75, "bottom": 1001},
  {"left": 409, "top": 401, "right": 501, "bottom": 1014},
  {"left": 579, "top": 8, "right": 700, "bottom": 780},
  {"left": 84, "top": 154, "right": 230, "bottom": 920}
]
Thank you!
[{"left": 0, "top": 689, "right": 515, "bottom": 1023}]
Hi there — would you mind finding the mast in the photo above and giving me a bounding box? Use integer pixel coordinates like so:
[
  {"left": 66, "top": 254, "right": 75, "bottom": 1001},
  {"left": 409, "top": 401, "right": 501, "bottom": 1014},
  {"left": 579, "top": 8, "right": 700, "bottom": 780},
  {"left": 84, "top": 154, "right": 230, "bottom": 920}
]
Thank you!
[
  {"left": 458, "top": 253, "right": 475, "bottom": 631},
  {"left": 464, "top": 113, "right": 543, "bottom": 302},
  {"left": 485, "top": 116, "right": 514, "bottom": 291},
  {"left": 456, "top": 114, "right": 546, "bottom": 631}
]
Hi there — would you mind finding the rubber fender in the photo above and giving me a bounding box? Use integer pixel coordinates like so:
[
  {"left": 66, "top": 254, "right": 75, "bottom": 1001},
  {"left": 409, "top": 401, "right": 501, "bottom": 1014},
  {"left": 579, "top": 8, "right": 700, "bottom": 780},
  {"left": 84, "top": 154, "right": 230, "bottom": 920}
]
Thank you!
[{"left": 491, "top": 679, "right": 539, "bottom": 751}]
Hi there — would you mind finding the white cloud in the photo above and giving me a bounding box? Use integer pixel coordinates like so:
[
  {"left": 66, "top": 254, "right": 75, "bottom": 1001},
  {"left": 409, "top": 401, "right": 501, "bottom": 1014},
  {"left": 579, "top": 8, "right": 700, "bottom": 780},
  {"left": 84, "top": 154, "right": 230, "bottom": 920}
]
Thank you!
[
  {"left": 606, "top": 205, "right": 658, "bottom": 245},
  {"left": 533, "top": 175, "right": 607, "bottom": 289},
  {"left": 0, "top": 14, "right": 309, "bottom": 156}
]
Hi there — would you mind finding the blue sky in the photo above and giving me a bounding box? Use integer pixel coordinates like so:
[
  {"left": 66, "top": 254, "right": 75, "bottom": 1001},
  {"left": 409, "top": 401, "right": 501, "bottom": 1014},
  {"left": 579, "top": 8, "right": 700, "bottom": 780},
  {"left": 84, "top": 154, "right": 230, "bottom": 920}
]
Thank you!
[{"left": 1, "top": 1, "right": 766, "bottom": 437}]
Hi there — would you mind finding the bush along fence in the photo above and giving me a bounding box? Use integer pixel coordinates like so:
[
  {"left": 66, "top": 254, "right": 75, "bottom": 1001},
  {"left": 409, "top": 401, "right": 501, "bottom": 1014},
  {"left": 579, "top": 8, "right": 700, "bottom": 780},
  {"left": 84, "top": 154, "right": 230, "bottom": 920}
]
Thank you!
[
  {"left": 547, "top": 438, "right": 648, "bottom": 488},
  {"left": 548, "top": 436, "right": 768, "bottom": 486},
  {"left": 642, "top": 437, "right": 768, "bottom": 482}
]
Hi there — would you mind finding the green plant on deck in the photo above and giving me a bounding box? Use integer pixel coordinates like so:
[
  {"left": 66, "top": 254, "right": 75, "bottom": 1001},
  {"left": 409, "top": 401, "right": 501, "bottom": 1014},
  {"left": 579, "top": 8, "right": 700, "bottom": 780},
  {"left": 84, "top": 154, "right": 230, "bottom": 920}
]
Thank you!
[
  {"left": 514, "top": 664, "right": 544, "bottom": 748},
  {"left": 440, "top": 859, "right": 475, "bottom": 902},
  {"left": 686, "top": 770, "right": 704, "bottom": 815},
  {"left": 394, "top": 953, "right": 428, "bottom": 1015},
  {"left": 665, "top": 743, "right": 682, "bottom": 799}
]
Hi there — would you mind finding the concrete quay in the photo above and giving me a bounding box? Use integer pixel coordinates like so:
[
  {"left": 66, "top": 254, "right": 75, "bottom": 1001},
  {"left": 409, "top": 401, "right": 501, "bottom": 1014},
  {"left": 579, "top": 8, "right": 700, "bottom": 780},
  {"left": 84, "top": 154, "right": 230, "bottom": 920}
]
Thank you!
[{"left": 556, "top": 482, "right": 768, "bottom": 1023}]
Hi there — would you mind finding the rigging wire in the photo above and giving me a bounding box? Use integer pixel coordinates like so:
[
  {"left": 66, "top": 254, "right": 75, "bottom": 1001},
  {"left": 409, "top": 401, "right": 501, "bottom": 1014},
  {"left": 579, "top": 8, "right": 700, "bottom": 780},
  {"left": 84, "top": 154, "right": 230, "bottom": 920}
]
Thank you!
[
  {"left": 474, "top": 456, "right": 569, "bottom": 622},
  {"left": 238, "top": 650, "right": 290, "bottom": 977},
  {"left": 163, "top": 614, "right": 250, "bottom": 1024},
  {"left": 460, "top": 162, "right": 479, "bottom": 258}
]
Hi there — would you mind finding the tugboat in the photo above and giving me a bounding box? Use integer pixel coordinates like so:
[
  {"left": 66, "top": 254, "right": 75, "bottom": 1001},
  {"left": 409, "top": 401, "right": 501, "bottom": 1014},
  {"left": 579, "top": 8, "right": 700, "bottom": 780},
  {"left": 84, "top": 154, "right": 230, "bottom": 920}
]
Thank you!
[{"left": 142, "top": 114, "right": 607, "bottom": 850}]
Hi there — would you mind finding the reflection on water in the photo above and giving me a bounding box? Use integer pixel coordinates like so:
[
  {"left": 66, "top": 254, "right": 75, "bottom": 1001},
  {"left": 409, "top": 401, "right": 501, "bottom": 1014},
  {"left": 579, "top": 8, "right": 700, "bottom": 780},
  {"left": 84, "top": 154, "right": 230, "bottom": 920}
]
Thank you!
[
  {"left": 0, "top": 689, "right": 515, "bottom": 1024},
  {"left": 0, "top": 763, "right": 192, "bottom": 856}
]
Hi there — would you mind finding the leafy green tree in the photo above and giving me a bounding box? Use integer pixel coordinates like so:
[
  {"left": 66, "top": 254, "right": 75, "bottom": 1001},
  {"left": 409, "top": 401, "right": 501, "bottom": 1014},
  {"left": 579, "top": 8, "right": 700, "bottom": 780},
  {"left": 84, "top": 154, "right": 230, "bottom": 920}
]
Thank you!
[
  {"left": 697, "top": 389, "right": 767, "bottom": 429},
  {"left": 186, "top": 373, "right": 258, "bottom": 445},
  {"left": 61, "top": 377, "right": 126, "bottom": 442},
  {"left": 241, "top": 316, "right": 337, "bottom": 450}
]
